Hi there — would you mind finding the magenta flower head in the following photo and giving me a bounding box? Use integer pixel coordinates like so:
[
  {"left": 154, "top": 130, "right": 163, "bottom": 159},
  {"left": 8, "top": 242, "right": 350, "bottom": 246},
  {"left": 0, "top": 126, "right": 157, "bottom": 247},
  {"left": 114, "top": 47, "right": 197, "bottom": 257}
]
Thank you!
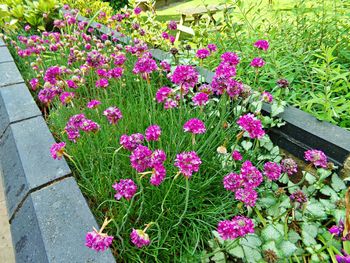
[
  {"left": 50, "top": 142, "right": 66, "bottom": 160},
  {"left": 290, "top": 190, "right": 307, "bottom": 208},
  {"left": 174, "top": 151, "right": 202, "bottom": 178},
  {"left": 161, "top": 32, "right": 169, "bottom": 39},
  {"left": 263, "top": 162, "right": 282, "bottom": 181},
  {"left": 151, "top": 149, "right": 167, "bottom": 166},
  {"left": 60, "top": 92, "right": 75, "bottom": 105},
  {"left": 24, "top": 25, "right": 31, "bottom": 31},
  {"left": 171, "top": 65, "right": 199, "bottom": 89},
  {"left": 329, "top": 220, "right": 344, "bottom": 237},
  {"left": 156, "top": 86, "right": 173, "bottom": 103},
  {"left": 254, "top": 39, "right": 269, "bottom": 51},
  {"left": 120, "top": 133, "right": 144, "bottom": 151},
  {"left": 29, "top": 78, "right": 39, "bottom": 91},
  {"left": 237, "top": 113, "right": 265, "bottom": 139},
  {"left": 85, "top": 230, "right": 113, "bottom": 252},
  {"left": 221, "top": 52, "right": 240, "bottom": 66},
  {"left": 304, "top": 149, "right": 327, "bottom": 168},
  {"left": 223, "top": 173, "right": 243, "bottom": 192},
  {"left": 112, "top": 179, "right": 137, "bottom": 200},
  {"left": 133, "top": 53, "right": 158, "bottom": 78},
  {"left": 168, "top": 20, "right": 177, "bottom": 30},
  {"left": 160, "top": 61, "right": 171, "bottom": 72},
  {"left": 240, "top": 160, "right": 263, "bottom": 188},
  {"left": 192, "top": 92, "right": 209, "bottom": 106},
  {"left": 207, "top": 43, "right": 217, "bottom": 52},
  {"left": 87, "top": 100, "right": 101, "bottom": 109},
  {"left": 196, "top": 49, "right": 210, "bottom": 59},
  {"left": 217, "top": 216, "right": 254, "bottom": 240},
  {"left": 103, "top": 106, "right": 122, "bottom": 125},
  {"left": 232, "top": 150, "right": 242, "bottom": 161},
  {"left": 336, "top": 251, "right": 350, "bottom": 263},
  {"left": 96, "top": 78, "right": 109, "bottom": 88},
  {"left": 261, "top": 91, "right": 273, "bottom": 103},
  {"left": 235, "top": 187, "right": 258, "bottom": 207},
  {"left": 281, "top": 158, "right": 298, "bottom": 175},
  {"left": 145, "top": 125, "right": 162, "bottom": 141},
  {"left": 130, "top": 145, "right": 153, "bottom": 172},
  {"left": 150, "top": 164, "right": 166, "bottom": 186},
  {"left": 134, "top": 7, "right": 142, "bottom": 15},
  {"left": 130, "top": 229, "right": 150, "bottom": 248},
  {"left": 250, "top": 57, "right": 265, "bottom": 68},
  {"left": 183, "top": 118, "right": 206, "bottom": 134}
]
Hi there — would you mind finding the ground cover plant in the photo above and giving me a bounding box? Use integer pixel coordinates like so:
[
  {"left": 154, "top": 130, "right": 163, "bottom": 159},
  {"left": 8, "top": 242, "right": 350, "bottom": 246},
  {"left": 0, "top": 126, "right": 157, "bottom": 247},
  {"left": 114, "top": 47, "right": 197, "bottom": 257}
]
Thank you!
[{"left": 2, "top": 6, "right": 350, "bottom": 263}]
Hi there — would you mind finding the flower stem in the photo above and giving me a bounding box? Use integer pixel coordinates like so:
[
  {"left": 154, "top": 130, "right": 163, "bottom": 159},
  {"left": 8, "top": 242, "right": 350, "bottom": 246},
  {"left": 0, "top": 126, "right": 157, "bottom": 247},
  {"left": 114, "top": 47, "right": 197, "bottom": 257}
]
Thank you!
[
  {"left": 173, "top": 178, "right": 190, "bottom": 228},
  {"left": 157, "top": 172, "right": 180, "bottom": 221},
  {"left": 254, "top": 207, "right": 266, "bottom": 227}
]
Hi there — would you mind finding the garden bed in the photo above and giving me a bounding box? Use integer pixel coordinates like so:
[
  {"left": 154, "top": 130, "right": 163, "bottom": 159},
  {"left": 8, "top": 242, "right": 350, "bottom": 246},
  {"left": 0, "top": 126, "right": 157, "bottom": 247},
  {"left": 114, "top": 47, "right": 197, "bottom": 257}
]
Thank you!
[{"left": 1, "top": 6, "right": 350, "bottom": 263}]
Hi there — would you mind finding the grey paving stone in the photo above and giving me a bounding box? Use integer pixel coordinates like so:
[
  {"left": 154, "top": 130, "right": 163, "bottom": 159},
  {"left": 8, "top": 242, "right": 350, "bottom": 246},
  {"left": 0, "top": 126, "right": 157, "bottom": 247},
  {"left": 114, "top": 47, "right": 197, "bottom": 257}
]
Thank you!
[
  {"left": 150, "top": 49, "right": 171, "bottom": 61},
  {"left": 0, "top": 83, "right": 41, "bottom": 137},
  {"left": 0, "top": 62, "right": 24, "bottom": 87},
  {"left": 0, "top": 47, "right": 13, "bottom": 63},
  {"left": 0, "top": 116, "right": 71, "bottom": 218},
  {"left": 11, "top": 177, "right": 115, "bottom": 263}
]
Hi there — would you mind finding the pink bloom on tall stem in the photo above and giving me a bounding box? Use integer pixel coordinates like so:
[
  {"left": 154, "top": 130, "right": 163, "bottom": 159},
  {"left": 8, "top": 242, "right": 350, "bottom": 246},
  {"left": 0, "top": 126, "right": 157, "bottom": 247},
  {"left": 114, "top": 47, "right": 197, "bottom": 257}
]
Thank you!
[
  {"left": 156, "top": 86, "right": 173, "bottom": 103},
  {"left": 192, "top": 92, "right": 209, "bottom": 106},
  {"left": 250, "top": 57, "right": 265, "bottom": 68},
  {"left": 261, "top": 91, "right": 273, "bottom": 103},
  {"left": 174, "top": 151, "right": 202, "bottom": 178},
  {"left": 217, "top": 216, "right": 254, "bottom": 240},
  {"left": 235, "top": 188, "right": 258, "bottom": 207},
  {"left": 103, "top": 107, "right": 122, "bottom": 125},
  {"left": 207, "top": 43, "right": 217, "bottom": 52},
  {"left": 87, "top": 100, "right": 101, "bottom": 109},
  {"left": 145, "top": 125, "right": 162, "bottom": 141},
  {"left": 112, "top": 179, "right": 137, "bottom": 200},
  {"left": 263, "top": 162, "right": 282, "bottom": 181},
  {"left": 168, "top": 20, "right": 177, "bottom": 30},
  {"left": 290, "top": 190, "right": 308, "bottom": 208},
  {"left": 232, "top": 150, "right": 242, "bottom": 161},
  {"left": 237, "top": 113, "right": 265, "bottom": 139},
  {"left": 196, "top": 49, "right": 210, "bottom": 59},
  {"left": 160, "top": 61, "right": 171, "bottom": 72},
  {"left": 183, "top": 118, "right": 206, "bottom": 134},
  {"left": 281, "top": 158, "right": 298, "bottom": 175},
  {"left": 120, "top": 133, "right": 144, "bottom": 151},
  {"left": 130, "top": 145, "right": 153, "bottom": 172},
  {"left": 134, "top": 7, "right": 142, "bottom": 15},
  {"left": 50, "top": 142, "right": 66, "bottom": 160},
  {"left": 85, "top": 218, "right": 114, "bottom": 251},
  {"left": 220, "top": 52, "right": 240, "bottom": 65},
  {"left": 304, "top": 149, "right": 327, "bottom": 168},
  {"left": 60, "top": 92, "right": 75, "bottom": 105},
  {"left": 151, "top": 149, "right": 166, "bottom": 166},
  {"left": 150, "top": 164, "right": 166, "bottom": 186},
  {"left": 29, "top": 78, "right": 39, "bottom": 90},
  {"left": 240, "top": 160, "right": 263, "bottom": 189},
  {"left": 96, "top": 78, "right": 109, "bottom": 88},
  {"left": 254, "top": 40, "right": 269, "bottom": 51},
  {"left": 171, "top": 65, "right": 198, "bottom": 89},
  {"left": 130, "top": 229, "right": 150, "bottom": 248}
]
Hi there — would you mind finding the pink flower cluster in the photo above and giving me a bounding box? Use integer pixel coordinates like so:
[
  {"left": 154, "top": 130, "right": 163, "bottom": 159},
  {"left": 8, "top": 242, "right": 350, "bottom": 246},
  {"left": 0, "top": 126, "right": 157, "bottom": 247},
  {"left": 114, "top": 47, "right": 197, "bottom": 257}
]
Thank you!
[
  {"left": 50, "top": 142, "right": 66, "bottom": 160},
  {"left": 155, "top": 86, "right": 178, "bottom": 109},
  {"left": 87, "top": 99, "right": 101, "bottom": 109},
  {"left": 183, "top": 118, "right": 206, "bottom": 134},
  {"left": 132, "top": 53, "right": 158, "bottom": 78},
  {"left": 65, "top": 114, "right": 100, "bottom": 142},
  {"left": 192, "top": 92, "right": 209, "bottom": 106},
  {"left": 171, "top": 65, "right": 199, "bottom": 89},
  {"left": 130, "top": 229, "right": 150, "bottom": 248},
  {"left": 237, "top": 113, "right": 265, "bottom": 139},
  {"left": 103, "top": 106, "right": 123, "bottom": 125},
  {"left": 217, "top": 216, "right": 254, "bottom": 240},
  {"left": 263, "top": 162, "right": 281, "bottom": 181},
  {"left": 145, "top": 125, "right": 162, "bottom": 141},
  {"left": 261, "top": 91, "right": 273, "bottom": 103},
  {"left": 174, "top": 151, "right": 202, "bottom": 178},
  {"left": 223, "top": 161, "right": 263, "bottom": 207},
  {"left": 254, "top": 39, "right": 269, "bottom": 51},
  {"left": 281, "top": 158, "right": 298, "bottom": 175},
  {"left": 250, "top": 57, "right": 265, "bottom": 68},
  {"left": 112, "top": 179, "right": 138, "bottom": 200},
  {"left": 289, "top": 190, "right": 307, "bottom": 208},
  {"left": 120, "top": 133, "right": 145, "bottom": 151},
  {"left": 304, "top": 149, "right": 327, "bottom": 168},
  {"left": 196, "top": 49, "right": 210, "bottom": 59},
  {"left": 85, "top": 230, "right": 114, "bottom": 251},
  {"left": 232, "top": 150, "right": 242, "bottom": 161}
]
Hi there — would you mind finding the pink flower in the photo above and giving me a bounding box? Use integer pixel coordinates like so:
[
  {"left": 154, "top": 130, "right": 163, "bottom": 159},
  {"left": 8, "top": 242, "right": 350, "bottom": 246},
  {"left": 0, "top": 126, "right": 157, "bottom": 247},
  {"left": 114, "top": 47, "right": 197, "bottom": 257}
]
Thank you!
[
  {"left": 150, "top": 164, "right": 166, "bottom": 186},
  {"left": 145, "top": 125, "right": 162, "bottom": 141},
  {"left": 130, "top": 229, "right": 150, "bottom": 248},
  {"left": 281, "top": 158, "right": 298, "bottom": 175},
  {"left": 240, "top": 160, "right": 263, "bottom": 188},
  {"left": 87, "top": 100, "right": 101, "bottom": 109},
  {"left": 85, "top": 230, "right": 113, "bottom": 251},
  {"left": 133, "top": 53, "right": 158, "bottom": 77},
  {"left": 254, "top": 39, "right": 269, "bottom": 51},
  {"left": 156, "top": 86, "right": 172, "bottom": 103},
  {"left": 161, "top": 32, "right": 169, "bottom": 39},
  {"left": 120, "top": 133, "right": 144, "bottom": 151},
  {"left": 130, "top": 145, "right": 153, "bottom": 172},
  {"left": 232, "top": 150, "right": 242, "bottom": 161},
  {"left": 164, "top": 99, "right": 178, "bottom": 109},
  {"left": 112, "top": 179, "right": 138, "bottom": 200},
  {"left": 24, "top": 25, "right": 31, "bottom": 31},
  {"left": 207, "top": 43, "right": 217, "bottom": 52},
  {"left": 160, "top": 61, "right": 171, "bottom": 72},
  {"left": 29, "top": 78, "right": 39, "bottom": 90},
  {"left": 168, "top": 21, "right": 177, "bottom": 30},
  {"left": 221, "top": 52, "right": 240, "bottom": 65},
  {"left": 261, "top": 91, "right": 273, "bottom": 103},
  {"left": 80, "top": 119, "right": 100, "bottom": 133},
  {"left": 250, "top": 57, "right": 265, "bottom": 68},
  {"left": 217, "top": 216, "right": 254, "bottom": 240},
  {"left": 38, "top": 87, "right": 58, "bottom": 104},
  {"left": 196, "top": 49, "right": 210, "bottom": 59},
  {"left": 151, "top": 149, "right": 166, "bottom": 166},
  {"left": 174, "top": 151, "right": 202, "bottom": 178},
  {"left": 50, "top": 142, "right": 66, "bottom": 160},
  {"left": 134, "top": 7, "right": 142, "bottom": 15},
  {"left": 192, "top": 92, "right": 209, "bottom": 106},
  {"left": 169, "top": 35, "right": 175, "bottom": 44},
  {"left": 109, "top": 67, "right": 123, "bottom": 79},
  {"left": 223, "top": 173, "right": 243, "bottom": 192},
  {"left": 66, "top": 79, "right": 78, "bottom": 89},
  {"left": 237, "top": 114, "right": 265, "bottom": 139},
  {"left": 290, "top": 190, "right": 307, "bottom": 208},
  {"left": 263, "top": 162, "right": 281, "bottom": 181},
  {"left": 60, "top": 92, "right": 75, "bottom": 105},
  {"left": 329, "top": 220, "right": 344, "bottom": 237},
  {"left": 96, "top": 78, "right": 109, "bottom": 89},
  {"left": 171, "top": 65, "right": 198, "bottom": 88},
  {"left": 235, "top": 187, "right": 258, "bottom": 207},
  {"left": 113, "top": 54, "right": 127, "bottom": 66},
  {"left": 304, "top": 149, "right": 327, "bottom": 168},
  {"left": 183, "top": 118, "right": 206, "bottom": 134},
  {"left": 103, "top": 107, "right": 122, "bottom": 125}
]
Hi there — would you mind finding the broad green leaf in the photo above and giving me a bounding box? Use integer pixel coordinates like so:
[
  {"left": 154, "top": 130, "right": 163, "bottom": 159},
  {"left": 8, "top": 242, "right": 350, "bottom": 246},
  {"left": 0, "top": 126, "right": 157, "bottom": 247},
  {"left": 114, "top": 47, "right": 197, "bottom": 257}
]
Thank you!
[
  {"left": 228, "top": 245, "right": 244, "bottom": 258},
  {"left": 320, "top": 185, "right": 338, "bottom": 200},
  {"left": 211, "top": 252, "right": 225, "bottom": 263},
  {"left": 301, "top": 223, "right": 318, "bottom": 246},
  {"left": 288, "top": 230, "right": 301, "bottom": 243},
  {"left": 305, "top": 172, "right": 317, "bottom": 184},
  {"left": 331, "top": 174, "right": 346, "bottom": 192},
  {"left": 241, "top": 141, "right": 253, "bottom": 151},
  {"left": 279, "top": 240, "right": 297, "bottom": 257},
  {"left": 261, "top": 225, "right": 283, "bottom": 243},
  {"left": 306, "top": 201, "right": 326, "bottom": 218}
]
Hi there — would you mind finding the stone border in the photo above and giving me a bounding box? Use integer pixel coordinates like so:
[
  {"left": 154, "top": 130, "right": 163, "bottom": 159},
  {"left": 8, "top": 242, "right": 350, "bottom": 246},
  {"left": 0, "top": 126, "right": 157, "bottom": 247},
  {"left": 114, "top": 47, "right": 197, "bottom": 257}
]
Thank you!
[
  {"left": 0, "top": 43, "right": 115, "bottom": 262},
  {"left": 79, "top": 14, "right": 350, "bottom": 173}
]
